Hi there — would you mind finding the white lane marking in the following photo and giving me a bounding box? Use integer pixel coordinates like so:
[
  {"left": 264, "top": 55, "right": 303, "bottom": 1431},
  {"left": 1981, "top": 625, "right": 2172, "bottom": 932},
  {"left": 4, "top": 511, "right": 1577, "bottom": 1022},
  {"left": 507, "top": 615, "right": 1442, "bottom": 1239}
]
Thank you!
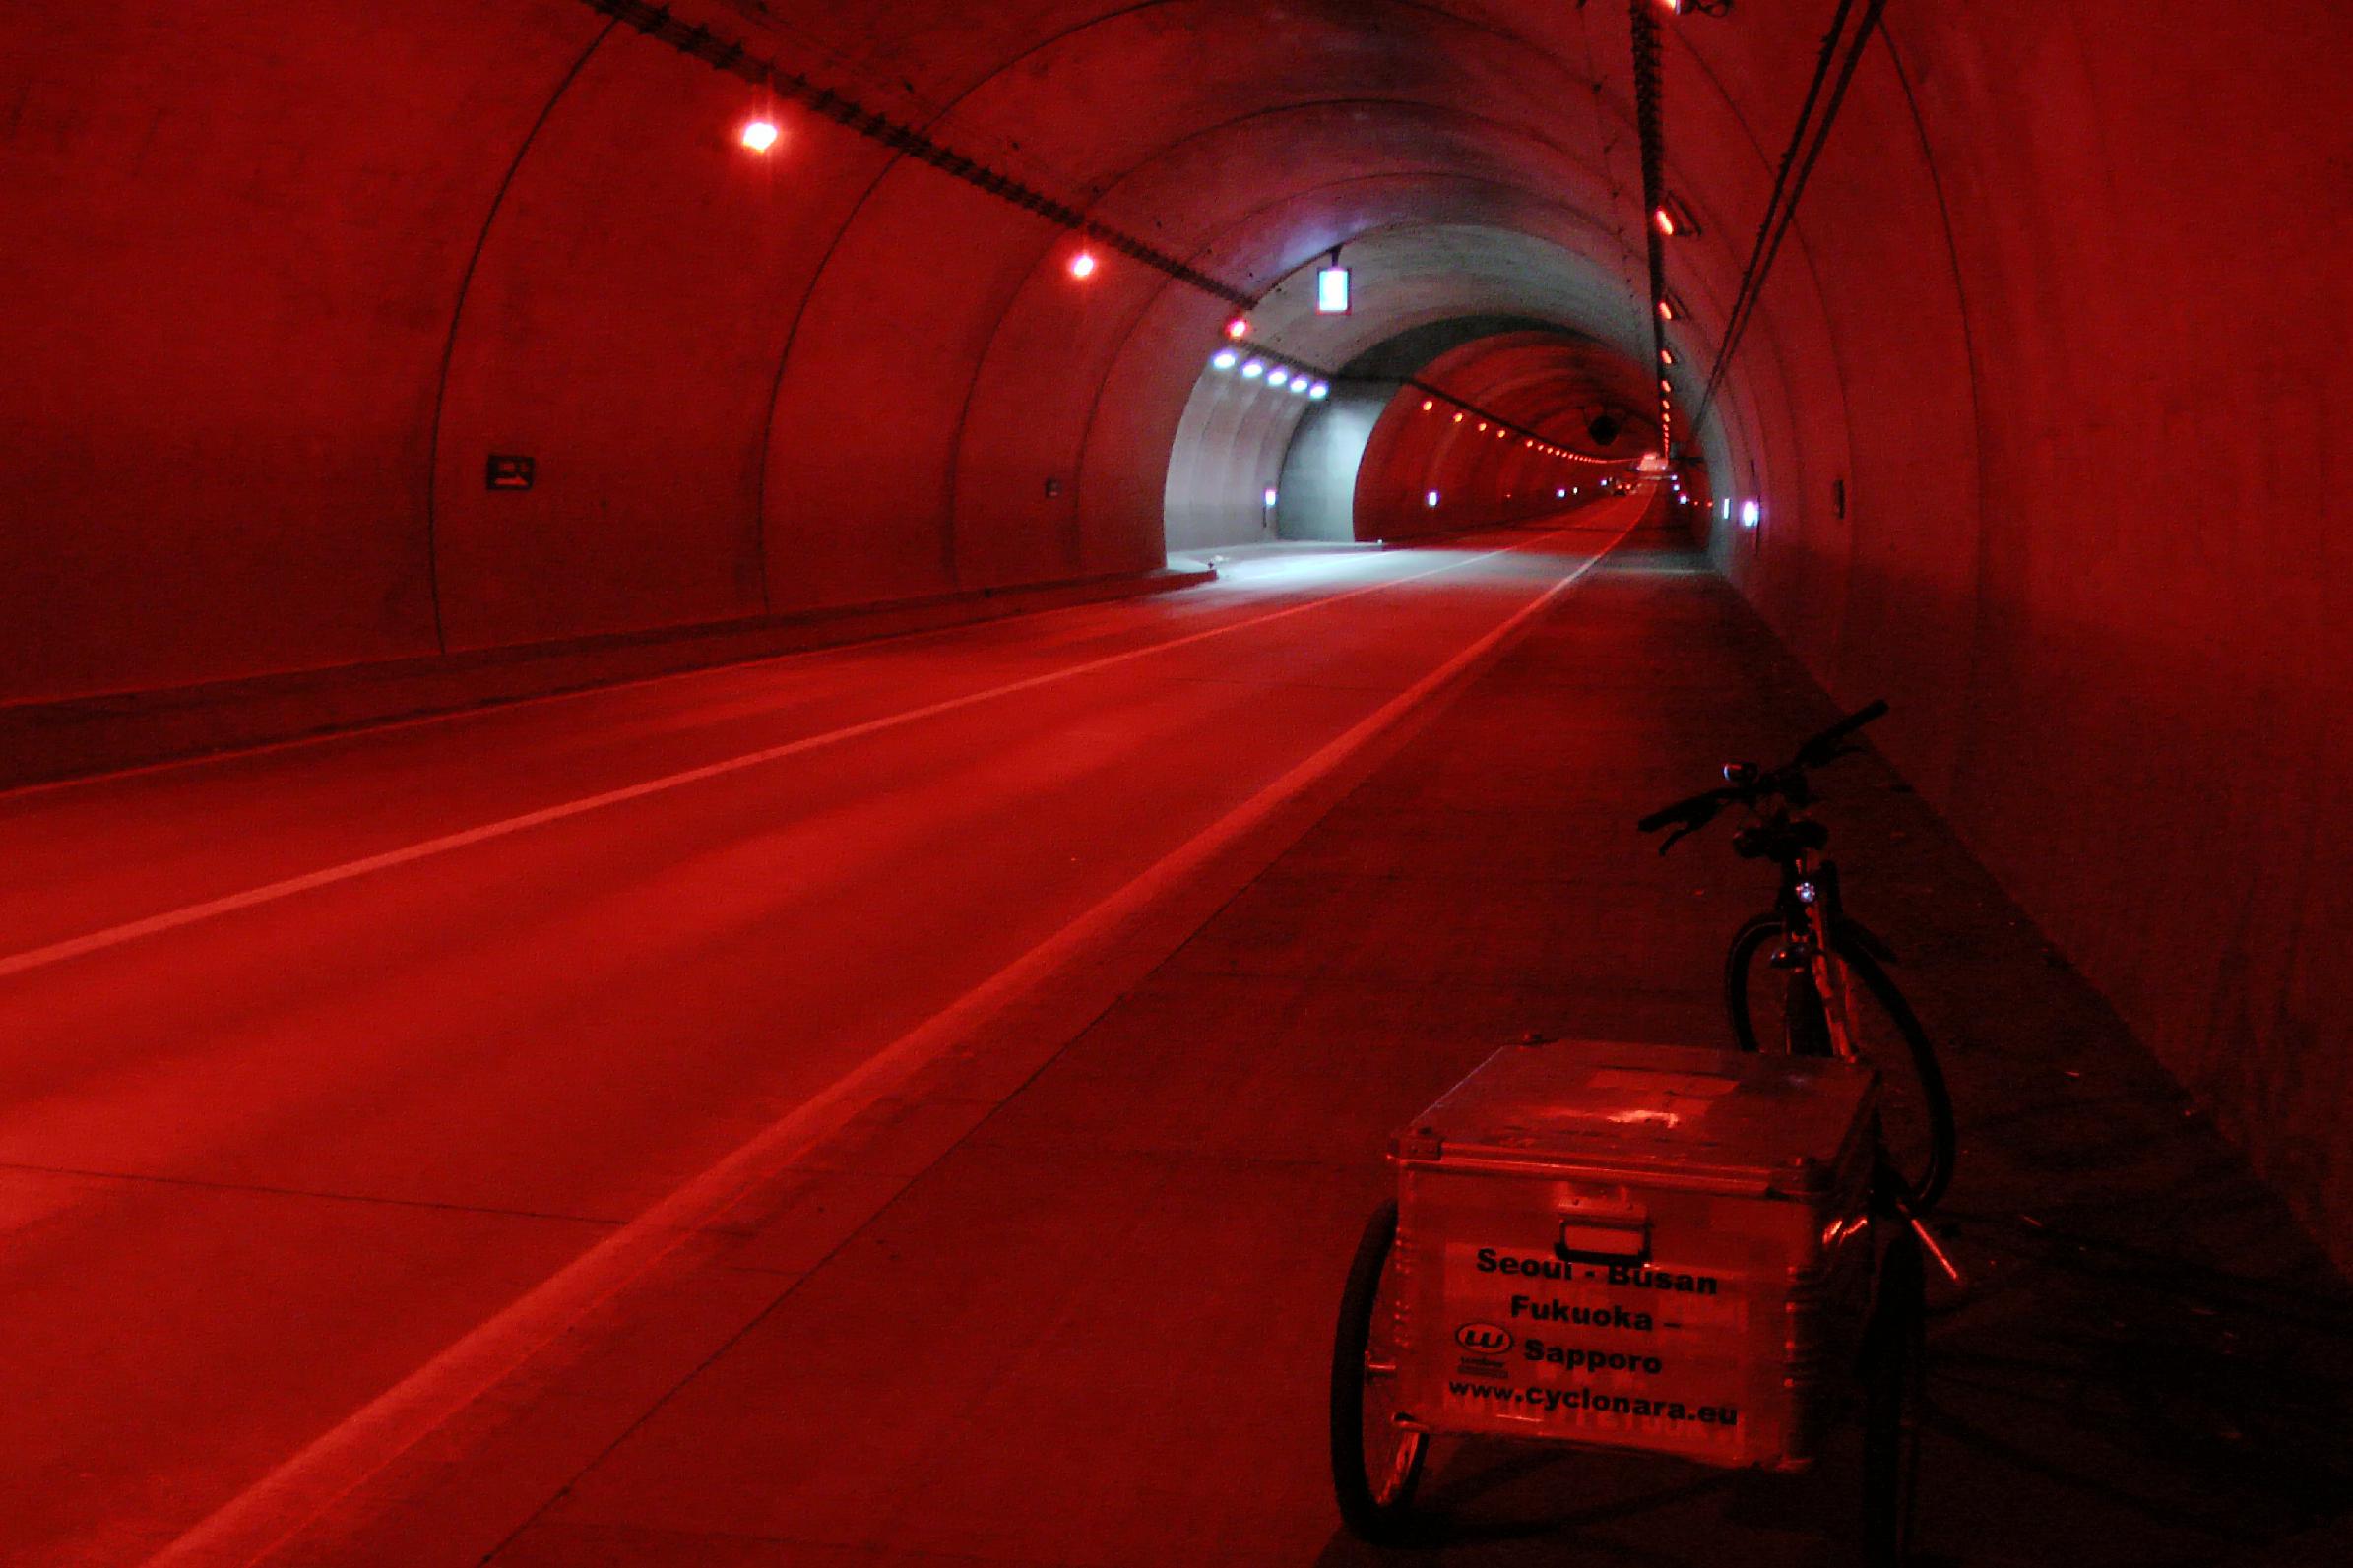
[
  {"left": 0, "top": 529, "right": 1584, "bottom": 982},
  {"left": 142, "top": 514, "right": 1639, "bottom": 1567}
]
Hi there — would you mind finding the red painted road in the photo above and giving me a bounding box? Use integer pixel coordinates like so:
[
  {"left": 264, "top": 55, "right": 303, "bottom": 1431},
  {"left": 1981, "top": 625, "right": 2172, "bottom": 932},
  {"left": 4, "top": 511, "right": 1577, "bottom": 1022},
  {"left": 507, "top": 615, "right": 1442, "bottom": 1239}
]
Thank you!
[{"left": 0, "top": 503, "right": 1638, "bottom": 1564}]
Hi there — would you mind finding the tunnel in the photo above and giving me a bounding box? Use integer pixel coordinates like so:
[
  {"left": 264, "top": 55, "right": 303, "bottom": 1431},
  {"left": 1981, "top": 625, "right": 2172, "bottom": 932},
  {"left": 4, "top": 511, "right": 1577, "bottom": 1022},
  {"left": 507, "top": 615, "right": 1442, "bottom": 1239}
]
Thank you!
[{"left": 2, "top": 2, "right": 2350, "bottom": 1563}]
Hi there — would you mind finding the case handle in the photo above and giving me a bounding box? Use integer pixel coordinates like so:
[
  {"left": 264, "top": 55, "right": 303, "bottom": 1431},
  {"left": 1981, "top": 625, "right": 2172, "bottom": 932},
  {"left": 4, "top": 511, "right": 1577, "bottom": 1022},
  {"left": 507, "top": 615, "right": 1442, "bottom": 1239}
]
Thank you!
[{"left": 1554, "top": 1202, "right": 1650, "bottom": 1266}]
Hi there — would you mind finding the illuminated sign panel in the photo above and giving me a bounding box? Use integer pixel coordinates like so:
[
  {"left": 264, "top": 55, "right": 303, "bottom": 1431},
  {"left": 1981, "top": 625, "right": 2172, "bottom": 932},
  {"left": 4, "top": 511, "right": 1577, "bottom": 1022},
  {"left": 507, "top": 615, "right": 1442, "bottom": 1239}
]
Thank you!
[{"left": 1316, "top": 266, "right": 1351, "bottom": 314}]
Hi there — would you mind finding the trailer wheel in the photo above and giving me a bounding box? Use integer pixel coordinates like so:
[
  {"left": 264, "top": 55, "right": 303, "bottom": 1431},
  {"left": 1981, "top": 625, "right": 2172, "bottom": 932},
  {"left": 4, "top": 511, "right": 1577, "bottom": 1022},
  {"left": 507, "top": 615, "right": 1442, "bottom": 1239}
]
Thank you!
[
  {"left": 1861, "top": 1226, "right": 1926, "bottom": 1567},
  {"left": 1331, "top": 1200, "right": 1427, "bottom": 1542}
]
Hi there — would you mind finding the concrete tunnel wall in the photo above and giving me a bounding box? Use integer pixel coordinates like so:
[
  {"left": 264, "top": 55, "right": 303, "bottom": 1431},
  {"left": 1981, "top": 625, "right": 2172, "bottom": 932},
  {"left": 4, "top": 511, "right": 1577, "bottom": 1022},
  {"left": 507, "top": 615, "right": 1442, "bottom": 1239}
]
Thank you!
[
  {"left": 1164, "top": 226, "right": 1661, "bottom": 548},
  {"left": 2, "top": 1, "right": 2349, "bottom": 1266},
  {"left": 1681, "top": 3, "right": 2353, "bottom": 1273}
]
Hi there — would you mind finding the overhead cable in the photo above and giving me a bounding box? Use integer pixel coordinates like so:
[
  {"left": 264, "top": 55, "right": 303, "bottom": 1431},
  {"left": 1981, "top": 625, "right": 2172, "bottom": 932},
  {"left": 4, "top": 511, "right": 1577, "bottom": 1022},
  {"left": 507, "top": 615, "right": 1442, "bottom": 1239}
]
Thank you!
[
  {"left": 1691, "top": 0, "right": 1888, "bottom": 434},
  {"left": 578, "top": 0, "right": 1253, "bottom": 308},
  {"left": 1627, "top": 0, "right": 1673, "bottom": 449},
  {"left": 574, "top": 0, "right": 1636, "bottom": 465}
]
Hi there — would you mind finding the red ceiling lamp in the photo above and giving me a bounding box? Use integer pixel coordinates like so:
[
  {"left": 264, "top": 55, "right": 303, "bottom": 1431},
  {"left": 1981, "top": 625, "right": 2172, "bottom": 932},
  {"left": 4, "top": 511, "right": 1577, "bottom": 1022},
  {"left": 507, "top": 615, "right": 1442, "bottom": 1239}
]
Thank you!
[{"left": 1654, "top": 198, "right": 1700, "bottom": 239}]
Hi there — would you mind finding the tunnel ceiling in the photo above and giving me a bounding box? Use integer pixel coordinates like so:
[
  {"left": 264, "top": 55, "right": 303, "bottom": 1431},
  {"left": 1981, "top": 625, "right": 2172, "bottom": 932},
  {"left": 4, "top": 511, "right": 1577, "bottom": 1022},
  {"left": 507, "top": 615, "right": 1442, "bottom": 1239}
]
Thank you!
[
  {"left": 1240, "top": 225, "right": 1652, "bottom": 400},
  {"left": 0, "top": 0, "right": 1815, "bottom": 702}
]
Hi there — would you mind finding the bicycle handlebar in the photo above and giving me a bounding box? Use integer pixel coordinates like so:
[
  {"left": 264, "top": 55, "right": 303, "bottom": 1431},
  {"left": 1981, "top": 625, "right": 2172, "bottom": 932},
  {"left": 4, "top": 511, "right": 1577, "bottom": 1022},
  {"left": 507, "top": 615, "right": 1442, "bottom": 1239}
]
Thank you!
[
  {"left": 1636, "top": 699, "right": 1888, "bottom": 849},
  {"left": 1635, "top": 787, "right": 1734, "bottom": 836}
]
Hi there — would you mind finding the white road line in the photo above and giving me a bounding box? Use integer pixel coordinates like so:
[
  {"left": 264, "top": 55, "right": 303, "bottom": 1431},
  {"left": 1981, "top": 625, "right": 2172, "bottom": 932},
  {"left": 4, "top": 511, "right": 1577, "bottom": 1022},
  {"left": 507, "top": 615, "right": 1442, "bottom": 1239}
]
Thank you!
[
  {"left": 142, "top": 513, "right": 1638, "bottom": 1567},
  {"left": 0, "top": 528, "right": 1573, "bottom": 982}
]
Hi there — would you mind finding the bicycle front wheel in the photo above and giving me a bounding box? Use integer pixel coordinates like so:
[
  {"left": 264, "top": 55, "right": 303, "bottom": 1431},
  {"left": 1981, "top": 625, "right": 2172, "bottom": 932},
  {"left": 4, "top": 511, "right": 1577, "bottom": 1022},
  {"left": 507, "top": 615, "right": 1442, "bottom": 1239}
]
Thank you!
[
  {"left": 1727, "top": 926, "right": 1955, "bottom": 1213},
  {"left": 1723, "top": 912, "right": 1786, "bottom": 1054}
]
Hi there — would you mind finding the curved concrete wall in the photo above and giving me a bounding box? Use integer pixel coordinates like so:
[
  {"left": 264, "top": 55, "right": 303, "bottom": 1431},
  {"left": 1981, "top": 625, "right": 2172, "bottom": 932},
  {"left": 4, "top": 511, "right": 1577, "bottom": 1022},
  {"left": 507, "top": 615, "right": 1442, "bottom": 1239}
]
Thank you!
[
  {"left": 1689, "top": 3, "right": 2353, "bottom": 1266},
  {"left": 1162, "top": 358, "right": 1316, "bottom": 553},
  {"left": 1274, "top": 385, "right": 1391, "bottom": 544},
  {"left": 1354, "top": 332, "right": 1655, "bottom": 540},
  {"left": 1158, "top": 225, "right": 1652, "bottom": 549},
  {"left": 2, "top": 0, "right": 2348, "bottom": 1260}
]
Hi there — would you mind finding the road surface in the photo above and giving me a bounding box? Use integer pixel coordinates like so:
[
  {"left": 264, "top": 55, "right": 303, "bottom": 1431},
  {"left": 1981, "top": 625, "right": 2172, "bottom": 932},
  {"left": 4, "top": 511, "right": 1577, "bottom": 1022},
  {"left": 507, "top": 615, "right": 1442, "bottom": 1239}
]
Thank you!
[{"left": 0, "top": 502, "right": 1640, "bottom": 1564}]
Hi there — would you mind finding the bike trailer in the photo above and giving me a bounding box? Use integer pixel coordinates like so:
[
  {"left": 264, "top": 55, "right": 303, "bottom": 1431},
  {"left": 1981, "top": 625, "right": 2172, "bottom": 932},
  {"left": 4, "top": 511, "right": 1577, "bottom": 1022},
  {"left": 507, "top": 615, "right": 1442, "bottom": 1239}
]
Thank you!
[{"left": 1386, "top": 1036, "right": 1878, "bottom": 1470}]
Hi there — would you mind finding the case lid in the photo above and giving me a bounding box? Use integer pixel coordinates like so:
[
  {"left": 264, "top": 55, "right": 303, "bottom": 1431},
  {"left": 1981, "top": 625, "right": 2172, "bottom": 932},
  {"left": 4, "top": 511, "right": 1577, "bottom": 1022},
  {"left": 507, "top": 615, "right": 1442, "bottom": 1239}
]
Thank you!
[{"left": 1397, "top": 1037, "right": 1875, "bottom": 1191}]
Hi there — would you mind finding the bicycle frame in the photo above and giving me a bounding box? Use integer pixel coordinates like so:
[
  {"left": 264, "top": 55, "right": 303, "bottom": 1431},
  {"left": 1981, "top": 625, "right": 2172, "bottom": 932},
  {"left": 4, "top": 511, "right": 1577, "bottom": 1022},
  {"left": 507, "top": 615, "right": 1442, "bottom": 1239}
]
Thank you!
[{"left": 1750, "top": 816, "right": 1863, "bottom": 1065}]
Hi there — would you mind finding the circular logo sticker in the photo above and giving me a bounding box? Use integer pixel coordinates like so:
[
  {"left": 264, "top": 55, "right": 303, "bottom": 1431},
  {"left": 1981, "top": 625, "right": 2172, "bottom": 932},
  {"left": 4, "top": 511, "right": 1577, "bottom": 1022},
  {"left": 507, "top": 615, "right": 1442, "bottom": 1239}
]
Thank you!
[{"left": 1455, "top": 1322, "right": 1513, "bottom": 1354}]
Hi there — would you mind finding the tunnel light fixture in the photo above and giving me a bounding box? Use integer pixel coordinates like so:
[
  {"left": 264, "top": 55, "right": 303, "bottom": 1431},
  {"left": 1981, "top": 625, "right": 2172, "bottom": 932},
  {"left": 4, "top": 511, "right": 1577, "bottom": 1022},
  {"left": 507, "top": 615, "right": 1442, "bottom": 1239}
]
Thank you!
[
  {"left": 1453, "top": 412, "right": 1464, "bottom": 423},
  {"left": 1225, "top": 315, "right": 1251, "bottom": 340},
  {"left": 1660, "top": 348, "right": 1675, "bottom": 366},
  {"left": 1263, "top": 487, "right": 1280, "bottom": 508},
  {"left": 1477, "top": 421, "right": 1488, "bottom": 432},
  {"left": 1241, "top": 358, "right": 1266, "bottom": 379},
  {"left": 1558, "top": 487, "right": 1567, "bottom": 498},
  {"left": 1316, "top": 259, "right": 1352, "bottom": 315},
  {"left": 1212, "top": 348, "right": 1239, "bottom": 371},
  {"left": 1741, "top": 499, "right": 1761, "bottom": 529},
  {"left": 740, "top": 118, "right": 782, "bottom": 153},
  {"left": 1267, "top": 369, "right": 1291, "bottom": 388},
  {"left": 1306, "top": 380, "right": 1328, "bottom": 398},
  {"left": 1290, "top": 376, "right": 1311, "bottom": 396},
  {"left": 1421, "top": 399, "right": 1434, "bottom": 412},
  {"left": 1654, "top": 199, "right": 1699, "bottom": 239},
  {"left": 1720, "top": 497, "right": 1732, "bottom": 519},
  {"left": 1426, "top": 490, "right": 1441, "bottom": 508},
  {"left": 1068, "top": 248, "right": 1098, "bottom": 280}
]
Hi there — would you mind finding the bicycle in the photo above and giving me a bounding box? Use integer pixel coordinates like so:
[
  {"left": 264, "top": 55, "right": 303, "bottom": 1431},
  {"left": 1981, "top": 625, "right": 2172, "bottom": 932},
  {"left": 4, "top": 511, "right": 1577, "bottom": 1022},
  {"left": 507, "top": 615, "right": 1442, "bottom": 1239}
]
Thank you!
[
  {"left": 1637, "top": 699, "right": 1959, "bottom": 1231},
  {"left": 1323, "top": 705, "right": 1954, "bottom": 1562}
]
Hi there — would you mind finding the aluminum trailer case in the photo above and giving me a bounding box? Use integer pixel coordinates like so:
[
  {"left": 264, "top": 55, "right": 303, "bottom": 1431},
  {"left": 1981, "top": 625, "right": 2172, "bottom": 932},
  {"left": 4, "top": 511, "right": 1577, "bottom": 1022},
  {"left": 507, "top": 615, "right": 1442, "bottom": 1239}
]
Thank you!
[{"left": 1388, "top": 1036, "right": 1878, "bottom": 1471}]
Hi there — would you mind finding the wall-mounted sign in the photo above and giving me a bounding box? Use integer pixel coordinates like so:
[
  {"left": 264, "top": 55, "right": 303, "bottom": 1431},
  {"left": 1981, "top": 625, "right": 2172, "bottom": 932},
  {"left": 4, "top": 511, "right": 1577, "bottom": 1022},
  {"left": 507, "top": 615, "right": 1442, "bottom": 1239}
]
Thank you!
[{"left": 486, "top": 454, "right": 536, "bottom": 491}]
